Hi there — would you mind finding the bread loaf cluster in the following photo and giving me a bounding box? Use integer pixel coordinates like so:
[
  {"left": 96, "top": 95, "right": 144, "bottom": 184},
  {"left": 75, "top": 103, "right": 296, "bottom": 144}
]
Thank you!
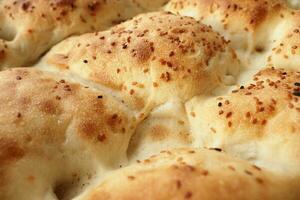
[{"left": 0, "top": 0, "right": 300, "bottom": 199}]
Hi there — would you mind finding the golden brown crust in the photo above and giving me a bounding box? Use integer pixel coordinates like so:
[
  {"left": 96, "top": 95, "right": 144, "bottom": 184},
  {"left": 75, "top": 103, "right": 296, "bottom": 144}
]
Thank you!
[
  {"left": 37, "top": 11, "right": 240, "bottom": 111},
  {"left": 164, "top": 0, "right": 300, "bottom": 72},
  {"left": 186, "top": 67, "right": 300, "bottom": 173},
  {"left": 164, "top": 0, "right": 297, "bottom": 71},
  {"left": 1, "top": 3, "right": 300, "bottom": 200},
  {"left": 264, "top": 11, "right": 300, "bottom": 70},
  {"left": 78, "top": 149, "right": 300, "bottom": 200},
  {"left": 0, "top": 0, "right": 168, "bottom": 68},
  {"left": 165, "top": 0, "right": 284, "bottom": 48},
  {"left": 0, "top": 68, "right": 134, "bottom": 200}
]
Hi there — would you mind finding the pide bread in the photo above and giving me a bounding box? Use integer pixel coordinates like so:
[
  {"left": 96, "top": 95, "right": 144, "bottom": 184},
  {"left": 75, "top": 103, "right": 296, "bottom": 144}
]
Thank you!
[{"left": 0, "top": 0, "right": 300, "bottom": 200}]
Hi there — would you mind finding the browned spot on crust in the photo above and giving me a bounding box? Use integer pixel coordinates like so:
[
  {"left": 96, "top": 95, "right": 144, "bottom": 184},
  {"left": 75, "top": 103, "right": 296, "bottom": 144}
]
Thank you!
[
  {"left": 249, "top": 5, "right": 268, "bottom": 28},
  {"left": 150, "top": 125, "right": 169, "bottom": 141},
  {"left": 38, "top": 100, "right": 60, "bottom": 115},
  {"left": 185, "top": 191, "right": 192, "bottom": 199},
  {"left": 133, "top": 40, "right": 154, "bottom": 63},
  {"left": 54, "top": 0, "right": 75, "bottom": 6},
  {"left": 27, "top": 175, "right": 35, "bottom": 182},
  {"left": 18, "top": 96, "right": 32, "bottom": 110},
  {"left": 87, "top": 1, "right": 102, "bottom": 13},
  {"left": 0, "top": 50, "right": 6, "bottom": 61},
  {"left": 106, "top": 113, "right": 123, "bottom": 131},
  {"left": 133, "top": 96, "right": 145, "bottom": 110},
  {"left": 21, "top": 1, "right": 31, "bottom": 11},
  {"left": 78, "top": 120, "right": 98, "bottom": 138},
  {"left": 0, "top": 138, "right": 24, "bottom": 165},
  {"left": 97, "top": 133, "right": 107, "bottom": 142},
  {"left": 92, "top": 72, "right": 123, "bottom": 91}
]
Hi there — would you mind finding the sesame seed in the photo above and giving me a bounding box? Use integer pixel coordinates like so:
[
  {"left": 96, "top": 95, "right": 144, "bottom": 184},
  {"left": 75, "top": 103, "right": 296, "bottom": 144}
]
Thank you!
[
  {"left": 127, "top": 176, "right": 135, "bottom": 180},
  {"left": 185, "top": 192, "right": 192, "bottom": 199},
  {"left": 226, "top": 112, "right": 232, "bottom": 118},
  {"left": 97, "top": 134, "right": 106, "bottom": 142},
  {"left": 191, "top": 112, "right": 196, "bottom": 117},
  {"left": 256, "top": 177, "right": 264, "bottom": 184},
  {"left": 253, "top": 165, "right": 262, "bottom": 171},
  {"left": 244, "top": 170, "right": 253, "bottom": 176},
  {"left": 228, "top": 121, "right": 232, "bottom": 127}
]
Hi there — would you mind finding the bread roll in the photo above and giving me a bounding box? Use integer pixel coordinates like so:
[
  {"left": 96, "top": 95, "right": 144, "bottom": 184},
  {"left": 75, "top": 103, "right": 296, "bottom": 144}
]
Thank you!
[
  {"left": 0, "top": 0, "right": 168, "bottom": 69},
  {"left": 164, "top": 0, "right": 300, "bottom": 71},
  {"left": 165, "top": 0, "right": 283, "bottom": 53},
  {"left": 36, "top": 11, "right": 240, "bottom": 112},
  {"left": 266, "top": 11, "right": 300, "bottom": 70},
  {"left": 0, "top": 68, "right": 134, "bottom": 200},
  {"left": 186, "top": 67, "right": 300, "bottom": 174},
  {"left": 76, "top": 148, "right": 300, "bottom": 200}
]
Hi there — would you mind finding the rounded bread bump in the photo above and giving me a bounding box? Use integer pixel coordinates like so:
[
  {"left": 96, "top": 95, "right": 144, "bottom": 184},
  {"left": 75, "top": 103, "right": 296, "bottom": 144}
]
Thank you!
[
  {"left": 186, "top": 67, "right": 300, "bottom": 174},
  {"left": 37, "top": 11, "right": 240, "bottom": 111},
  {"left": 77, "top": 148, "right": 300, "bottom": 200},
  {"left": 164, "top": 0, "right": 285, "bottom": 52},
  {"left": 0, "top": 0, "right": 168, "bottom": 69},
  {"left": 164, "top": 0, "right": 300, "bottom": 72},
  {"left": 0, "top": 68, "right": 134, "bottom": 200}
]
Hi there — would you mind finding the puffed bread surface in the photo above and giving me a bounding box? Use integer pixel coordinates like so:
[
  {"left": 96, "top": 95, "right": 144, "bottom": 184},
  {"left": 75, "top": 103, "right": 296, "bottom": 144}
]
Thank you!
[{"left": 0, "top": 0, "right": 300, "bottom": 200}]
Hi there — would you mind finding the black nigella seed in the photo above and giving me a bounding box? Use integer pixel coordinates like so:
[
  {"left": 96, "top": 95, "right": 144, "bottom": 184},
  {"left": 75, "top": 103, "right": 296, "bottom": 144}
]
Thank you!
[
  {"left": 209, "top": 148, "right": 223, "bottom": 152},
  {"left": 293, "top": 92, "right": 300, "bottom": 97},
  {"left": 294, "top": 82, "right": 300, "bottom": 87}
]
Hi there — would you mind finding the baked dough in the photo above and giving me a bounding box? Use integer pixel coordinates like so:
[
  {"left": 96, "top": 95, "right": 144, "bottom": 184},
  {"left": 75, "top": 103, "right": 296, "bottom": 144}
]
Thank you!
[
  {"left": 165, "top": 0, "right": 300, "bottom": 71},
  {"left": 0, "top": 68, "right": 134, "bottom": 200},
  {"left": 77, "top": 149, "right": 300, "bottom": 200},
  {"left": 36, "top": 11, "right": 240, "bottom": 112},
  {"left": 186, "top": 67, "right": 300, "bottom": 174},
  {"left": 0, "top": 0, "right": 300, "bottom": 200},
  {"left": 0, "top": 0, "right": 168, "bottom": 69}
]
